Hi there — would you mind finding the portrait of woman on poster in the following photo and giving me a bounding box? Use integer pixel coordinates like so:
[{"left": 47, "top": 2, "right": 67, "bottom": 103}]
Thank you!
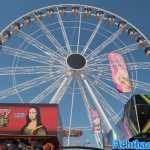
[{"left": 21, "top": 106, "right": 47, "bottom": 136}]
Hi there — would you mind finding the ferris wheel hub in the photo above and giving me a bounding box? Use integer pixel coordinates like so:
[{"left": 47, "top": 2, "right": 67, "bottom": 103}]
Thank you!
[{"left": 67, "top": 53, "right": 86, "bottom": 70}]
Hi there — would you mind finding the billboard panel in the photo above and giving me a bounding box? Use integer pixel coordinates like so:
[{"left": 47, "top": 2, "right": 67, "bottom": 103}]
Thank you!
[{"left": 0, "top": 104, "right": 58, "bottom": 136}]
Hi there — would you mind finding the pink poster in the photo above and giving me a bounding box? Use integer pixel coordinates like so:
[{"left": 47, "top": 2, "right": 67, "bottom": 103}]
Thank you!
[
  {"left": 89, "top": 107, "right": 101, "bottom": 133},
  {"left": 108, "top": 52, "right": 132, "bottom": 92}
]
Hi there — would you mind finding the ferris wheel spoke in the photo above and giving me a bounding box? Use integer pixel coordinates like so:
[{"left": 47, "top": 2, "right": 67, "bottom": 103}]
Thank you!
[
  {"left": 18, "top": 30, "right": 65, "bottom": 60},
  {"left": 30, "top": 74, "right": 64, "bottom": 103},
  {"left": 87, "top": 29, "right": 121, "bottom": 59},
  {"left": 132, "top": 79, "right": 150, "bottom": 92},
  {"left": 0, "top": 74, "right": 55, "bottom": 100},
  {"left": 87, "top": 61, "right": 109, "bottom": 67},
  {"left": 77, "top": 79, "right": 90, "bottom": 110},
  {"left": 85, "top": 66, "right": 110, "bottom": 74},
  {"left": 81, "top": 16, "right": 104, "bottom": 55},
  {"left": 127, "top": 62, "right": 150, "bottom": 70},
  {"left": 98, "top": 81, "right": 129, "bottom": 104},
  {"left": 89, "top": 73, "right": 112, "bottom": 84},
  {"left": 86, "top": 63, "right": 110, "bottom": 71},
  {"left": 85, "top": 68, "right": 111, "bottom": 79},
  {"left": 77, "top": 79, "right": 93, "bottom": 127},
  {"left": 77, "top": 8, "right": 82, "bottom": 53},
  {"left": 0, "top": 65, "right": 65, "bottom": 76},
  {"left": 88, "top": 42, "right": 138, "bottom": 63},
  {"left": 98, "top": 74, "right": 112, "bottom": 82},
  {"left": 2, "top": 45, "right": 56, "bottom": 65},
  {"left": 56, "top": 8, "right": 72, "bottom": 54},
  {"left": 87, "top": 76, "right": 128, "bottom": 104},
  {"left": 50, "top": 76, "right": 72, "bottom": 104},
  {"left": 113, "top": 43, "right": 138, "bottom": 55},
  {"left": 34, "top": 17, "right": 67, "bottom": 56},
  {"left": 85, "top": 64, "right": 111, "bottom": 77},
  {"left": 95, "top": 72, "right": 112, "bottom": 81},
  {"left": 68, "top": 80, "right": 76, "bottom": 146},
  {"left": 85, "top": 70, "right": 112, "bottom": 84},
  {"left": 90, "top": 83, "right": 121, "bottom": 123},
  {"left": 0, "top": 66, "right": 52, "bottom": 75}
]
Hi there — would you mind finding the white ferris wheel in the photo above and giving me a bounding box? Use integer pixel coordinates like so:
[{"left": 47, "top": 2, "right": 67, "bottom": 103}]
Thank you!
[{"left": 0, "top": 4, "right": 150, "bottom": 149}]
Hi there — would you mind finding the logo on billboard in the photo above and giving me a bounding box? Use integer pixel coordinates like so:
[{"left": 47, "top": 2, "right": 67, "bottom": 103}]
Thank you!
[{"left": 0, "top": 109, "right": 11, "bottom": 127}]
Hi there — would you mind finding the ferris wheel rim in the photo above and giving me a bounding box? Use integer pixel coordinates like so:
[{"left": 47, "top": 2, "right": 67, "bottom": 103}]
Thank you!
[{"left": 0, "top": 3, "right": 149, "bottom": 46}]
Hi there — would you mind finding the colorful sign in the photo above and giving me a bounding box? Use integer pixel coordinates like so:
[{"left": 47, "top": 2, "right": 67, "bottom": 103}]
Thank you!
[
  {"left": 108, "top": 52, "right": 132, "bottom": 92},
  {"left": 124, "top": 95, "right": 150, "bottom": 135}
]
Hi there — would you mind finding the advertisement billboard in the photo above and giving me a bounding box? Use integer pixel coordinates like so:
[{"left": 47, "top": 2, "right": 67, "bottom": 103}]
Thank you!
[{"left": 0, "top": 103, "right": 59, "bottom": 136}]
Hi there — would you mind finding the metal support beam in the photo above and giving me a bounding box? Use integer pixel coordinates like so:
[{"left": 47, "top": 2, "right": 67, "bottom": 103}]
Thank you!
[
  {"left": 81, "top": 74, "right": 113, "bottom": 133},
  {"left": 50, "top": 77, "right": 71, "bottom": 104}
]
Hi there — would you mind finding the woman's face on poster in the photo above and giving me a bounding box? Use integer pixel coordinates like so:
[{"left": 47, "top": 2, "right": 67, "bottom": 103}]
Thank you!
[{"left": 28, "top": 108, "right": 37, "bottom": 120}]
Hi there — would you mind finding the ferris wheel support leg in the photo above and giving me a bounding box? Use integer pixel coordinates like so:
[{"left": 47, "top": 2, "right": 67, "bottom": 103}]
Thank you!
[
  {"left": 50, "top": 77, "right": 71, "bottom": 104},
  {"left": 81, "top": 74, "right": 113, "bottom": 133},
  {"left": 77, "top": 80, "right": 103, "bottom": 148},
  {"left": 95, "top": 133, "right": 102, "bottom": 148}
]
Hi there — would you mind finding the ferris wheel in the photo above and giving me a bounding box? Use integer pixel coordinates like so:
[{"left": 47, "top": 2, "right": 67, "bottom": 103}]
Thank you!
[{"left": 0, "top": 3, "right": 150, "bottom": 149}]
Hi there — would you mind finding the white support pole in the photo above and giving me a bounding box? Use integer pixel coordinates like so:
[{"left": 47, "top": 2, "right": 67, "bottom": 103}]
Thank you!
[
  {"left": 77, "top": 80, "right": 102, "bottom": 148},
  {"left": 81, "top": 74, "right": 113, "bottom": 133},
  {"left": 95, "top": 133, "right": 102, "bottom": 148},
  {"left": 95, "top": 133, "right": 100, "bottom": 148},
  {"left": 50, "top": 77, "right": 70, "bottom": 104},
  {"left": 67, "top": 81, "right": 76, "bottom": 146}
]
